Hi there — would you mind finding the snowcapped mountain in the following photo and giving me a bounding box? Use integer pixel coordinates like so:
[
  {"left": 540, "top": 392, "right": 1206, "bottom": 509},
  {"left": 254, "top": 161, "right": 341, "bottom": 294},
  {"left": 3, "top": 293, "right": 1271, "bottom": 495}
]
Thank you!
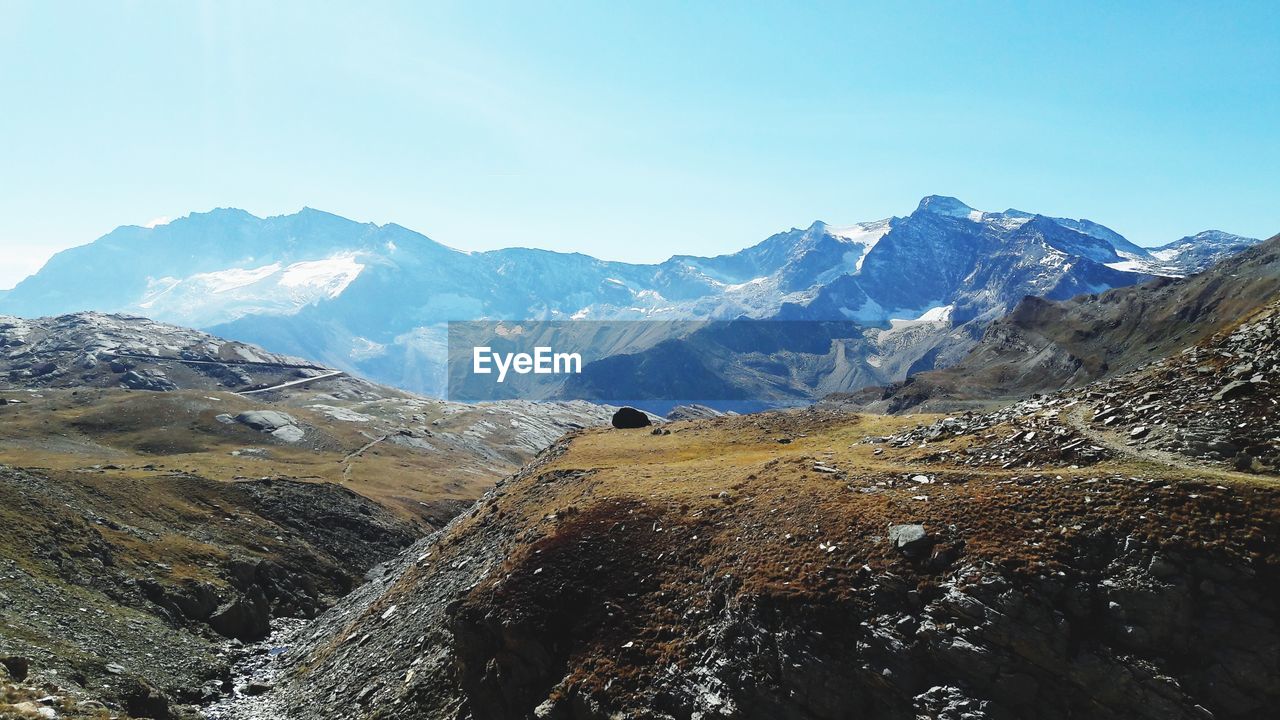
[
  {"left": 0, "top": 197, "right": 1260, "bottom": 399},
  {"left": 1140, "top": 230, "right": 1261, "bottom": 275}
]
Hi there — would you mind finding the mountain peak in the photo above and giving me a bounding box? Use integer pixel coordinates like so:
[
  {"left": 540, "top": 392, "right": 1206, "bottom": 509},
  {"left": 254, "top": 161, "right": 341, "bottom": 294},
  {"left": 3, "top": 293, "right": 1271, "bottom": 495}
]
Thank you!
[
  {"left": 915, "top": 195, "right": 977, "bottom": 218},
  {"left": 1159, "top": 230, "right": 1258, "bottom": 251},
  {"left": 1188, "top": 229, "right": 1245, "bottom": 243},
  {"left": 186, "top": 207, "right": 256, "bottom": 223}
]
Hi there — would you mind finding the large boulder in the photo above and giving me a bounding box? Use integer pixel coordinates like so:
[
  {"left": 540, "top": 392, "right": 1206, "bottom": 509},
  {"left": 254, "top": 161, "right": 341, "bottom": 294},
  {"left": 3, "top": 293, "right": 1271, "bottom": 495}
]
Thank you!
[
  {"left": 1213, "top": 380, "right": 1254, "bottom": 401},
  {"left": 235, "top": 411, "right": 297, "bottom": 432},
  {"left": 1, "top": 655, "right": 30, "bottom": 681},
  {"left": 888, "top": 524, "right": 933, "bottom": 556},
  {"left": 208, "top": 588, "right": 271, "bottom": 641},
  {"left": 120, "top": 369, "right": 178, "bottom": 391},
  {"left": 235, "top": 411, "right": 305, "bottom": 442},
  {"left": 611, "top": 407, "right": 652, "bottom": 429}
]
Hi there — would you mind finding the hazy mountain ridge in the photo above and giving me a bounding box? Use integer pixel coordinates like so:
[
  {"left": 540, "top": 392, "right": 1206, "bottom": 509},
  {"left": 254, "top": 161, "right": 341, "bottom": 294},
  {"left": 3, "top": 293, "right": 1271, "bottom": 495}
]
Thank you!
[{"left": 0, "top": 197, "right": 1259, "bottom": 399}]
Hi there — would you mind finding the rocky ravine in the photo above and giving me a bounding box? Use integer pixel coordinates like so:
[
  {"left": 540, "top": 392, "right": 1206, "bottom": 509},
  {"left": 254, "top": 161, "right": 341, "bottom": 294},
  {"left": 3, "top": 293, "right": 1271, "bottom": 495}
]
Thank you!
[
  {"left": 0, "top": 465, "right": 419, "bottom": 719},
  {"left": 0, "top": 314, "right": 621, "bottom": 719}
]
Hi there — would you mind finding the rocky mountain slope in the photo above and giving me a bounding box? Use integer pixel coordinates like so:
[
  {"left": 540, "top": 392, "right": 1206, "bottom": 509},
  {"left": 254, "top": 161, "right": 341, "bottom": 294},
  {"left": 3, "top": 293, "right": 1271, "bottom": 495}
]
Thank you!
[
  {"left": 1, "top": 312, "right": 354, "bottom": 395},
  {"left": 1075, "top": 298, "right": 1280, "bottom": 473},
  {"left": 228, "top": 294, "right": 1280, "bottom": 720},
  {"left": 0, "top": 199, "right": 1257, "bottom": 399},
  {"left": 853, "top": 233, "right": 1280, "bottom": 413},
  {"left": 0, "top": 466, "right": 416, "bottom": 719}
]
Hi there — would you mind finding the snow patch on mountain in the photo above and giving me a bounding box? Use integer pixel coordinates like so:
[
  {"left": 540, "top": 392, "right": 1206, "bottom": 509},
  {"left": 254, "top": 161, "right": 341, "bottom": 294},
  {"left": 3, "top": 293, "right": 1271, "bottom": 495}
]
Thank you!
[
  {"left": 193, "top": 264, "right": 286, "bottom": 294},
  {"left": 134, "top": 253, "right": 365, "bottom": 326},
  {"left": 827, "top": 219, "right": 892, "bottom": 271},
  {"left": 1106, "top": 258, "right": 1165, "bottom": 274},
  {"left": 917, "top": 304, "right": 954, "bottom": 323},
  {"left": 889, "top": 304, "right": 953, "bottom": 329},
  {"left": 279, "top": 254, "right": 365, "bottom": 297}
]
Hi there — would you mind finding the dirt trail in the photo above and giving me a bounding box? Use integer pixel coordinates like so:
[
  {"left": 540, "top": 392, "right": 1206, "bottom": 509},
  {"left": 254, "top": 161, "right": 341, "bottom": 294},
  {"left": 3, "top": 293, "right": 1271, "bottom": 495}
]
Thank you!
[
  {"left": 239, "top": 370, "right": 346, "bottom": 395},
  {"left": 1060, "top": 404, "right": 1263, "bottom": 483}
]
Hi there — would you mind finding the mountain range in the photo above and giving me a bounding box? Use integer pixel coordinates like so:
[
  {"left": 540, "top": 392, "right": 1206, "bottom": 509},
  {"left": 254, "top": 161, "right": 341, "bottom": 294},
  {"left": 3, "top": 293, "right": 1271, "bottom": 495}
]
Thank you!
[
  {"left": 848, "top": 231, "right": 1280, "bottom": 412},
  {"left": 0, "top": 196, "right": 1259, "bottom": 401}
]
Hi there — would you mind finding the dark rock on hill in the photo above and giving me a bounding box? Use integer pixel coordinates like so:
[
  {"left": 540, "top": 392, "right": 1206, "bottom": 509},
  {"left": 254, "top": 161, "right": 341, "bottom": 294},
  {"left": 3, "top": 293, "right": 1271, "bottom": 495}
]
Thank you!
[{"left": 611, "top": 406, "right": 652, "bottom": 429}]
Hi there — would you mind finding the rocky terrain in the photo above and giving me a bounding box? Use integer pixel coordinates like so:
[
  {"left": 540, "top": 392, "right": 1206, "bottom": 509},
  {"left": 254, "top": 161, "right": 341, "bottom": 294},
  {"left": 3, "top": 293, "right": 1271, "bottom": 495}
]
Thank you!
[
  {"left": 867, "top": 298, "right": 1279, "bottom": 480},
  {"left": 1076, "top": 299, "right": 1279, "bottom": 474},
  {"left": 221, "top": 295, "right": 1279, "bottom": 719},
  {"left": 0, "top": 315, "right": 619, "bottom": 719}
]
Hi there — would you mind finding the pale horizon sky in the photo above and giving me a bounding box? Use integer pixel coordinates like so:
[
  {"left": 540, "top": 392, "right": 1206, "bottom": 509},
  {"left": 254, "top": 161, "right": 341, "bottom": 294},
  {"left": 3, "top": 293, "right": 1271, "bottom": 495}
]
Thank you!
[{"left": 2, "top": 1, "right": 1278, "bottom": 289}]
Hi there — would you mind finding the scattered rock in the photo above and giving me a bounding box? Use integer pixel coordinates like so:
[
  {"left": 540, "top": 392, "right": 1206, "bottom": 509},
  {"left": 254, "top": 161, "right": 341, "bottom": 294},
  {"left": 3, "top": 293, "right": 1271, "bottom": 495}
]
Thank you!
[
  {"left": 117, "top": 677, "right": 173, "bottom": 719},
  {"left": 242, "top": 681, "right": 274, "bottom": 696},
  {"left": 11, "top": 702, "right": 57, "bottom": 719},
  {"left": 1213, "top": 380, "right": 1254, "bottom": 401},
  {"left": 235, "top": 411, "right": 306, "bottom": 443}
]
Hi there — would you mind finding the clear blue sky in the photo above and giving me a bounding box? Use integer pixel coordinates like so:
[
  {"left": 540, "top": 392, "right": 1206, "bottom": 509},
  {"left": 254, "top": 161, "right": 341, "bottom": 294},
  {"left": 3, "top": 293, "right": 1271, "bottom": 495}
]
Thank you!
[{"left": 1, "top": 1, "right": 1278, "bottom": 288}]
